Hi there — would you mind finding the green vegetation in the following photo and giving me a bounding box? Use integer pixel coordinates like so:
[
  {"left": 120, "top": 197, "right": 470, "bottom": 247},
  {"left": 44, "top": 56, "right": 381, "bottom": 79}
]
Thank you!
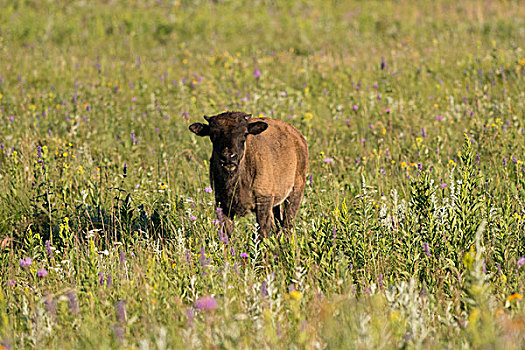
[{"left": 1, "top": 0, "right": 525, "bottom": 348}]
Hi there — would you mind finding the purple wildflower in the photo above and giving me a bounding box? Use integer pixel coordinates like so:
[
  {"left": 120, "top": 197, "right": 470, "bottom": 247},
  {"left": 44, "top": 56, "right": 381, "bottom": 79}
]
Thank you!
[
  {"left": 98, "top": 272, "right": 104, "bottom": 286},
  {"left": 352, "top": 105, "right": 359, "bottom": 112},
  {"left": 216, "top": 207, "right": 225, "bottom": 223},
  {"left": 199, "top": 245, "right": 209, "bottom": 273},
  {"left": 518, "top": 257, "right": 525, "bottom": 267},
  {"left": 7, "top": 280, "right": 15, "bottom": 287},
  {"left": 253, "top": 69, "right": 261, "bottom": 78},
  {"left": 45, "top": 240, "right": 53, "bottom": 258},
  {"left": 218, "top": 229, "right": 229, "bottom": 244},
  {"left": 421, "top": 127, "right": 426, "bottom": 138},
  {"left": 67, "top": 291, "right": 79, "bottom": 315},
  {"left": 308, "top": 173, "right": 313, "bottom": 185},
  {"left": 189, "top": 215, "right": 197, "bottom": 221},
  {"left": 503, "top": 157, "right": 507, "bottom": 166},
  {"left": 37, "top": 268, "right": 48, "bottom": 278},
  {"left": 37, "top": 146, "right": 42, "bottom": 163},
  {"left": 261, "top": 281, "right": 268, "bottom": 297},
  {"left": 204, "top": 186, "right": 212, "bottom": 193},
  {"left": 186, "top": 307, "right": 195, "bottom": 327},
  {"left": 116, "top": 300, "right": 127, "bottom": 323},
  {"left": 20, "top": 257, "right": 33, "bottom": 268},
  {"left": 512, "top": 155, "right": 517, "bottom": 164},
  {"left": 423, "top": 242, "right": 431, "bottom": 257},
  {"left": 195, "top": 296, "right": 218, "bottom": 311},
  {"left": 119, "top": 251, "right": 126, "bottom": 264},
  {"left": 323, "top": 157, "right": 334, "bottom": 164},
  {"left": 185, "top": 249, "right": 192, "bottom": 265}
]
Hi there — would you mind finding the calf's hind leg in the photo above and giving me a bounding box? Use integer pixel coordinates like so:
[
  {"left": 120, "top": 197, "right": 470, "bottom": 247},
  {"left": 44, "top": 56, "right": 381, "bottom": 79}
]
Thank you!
[
  {"left": 282, "top": 185, "right": 305, "bottom": 230},
  {"left": 273, "top": 205, "right": 284, "bottom": 229}
]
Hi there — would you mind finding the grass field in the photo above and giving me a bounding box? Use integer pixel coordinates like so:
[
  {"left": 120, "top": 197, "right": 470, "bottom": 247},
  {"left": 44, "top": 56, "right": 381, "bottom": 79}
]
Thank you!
[{"left": 1, "top": 0, "right": 525, "bottom": 348}]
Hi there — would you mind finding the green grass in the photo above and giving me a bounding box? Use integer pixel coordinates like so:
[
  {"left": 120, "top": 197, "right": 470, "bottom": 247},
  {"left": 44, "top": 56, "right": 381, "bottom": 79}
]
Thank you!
[{"left": 1, "top": 0, "right": 525, "bottom": 348}]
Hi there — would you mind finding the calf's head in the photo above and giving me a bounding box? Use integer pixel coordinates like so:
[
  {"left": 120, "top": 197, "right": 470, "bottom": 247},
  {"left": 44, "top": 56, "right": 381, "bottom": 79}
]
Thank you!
[{"left": 189, "top": 112, "right": 268, "bottom": 174}]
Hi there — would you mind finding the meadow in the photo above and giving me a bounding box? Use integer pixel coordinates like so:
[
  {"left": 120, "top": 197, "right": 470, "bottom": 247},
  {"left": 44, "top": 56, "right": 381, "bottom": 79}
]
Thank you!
[{"left": 1, "top": 0, "right": 525, "bottom": 348}]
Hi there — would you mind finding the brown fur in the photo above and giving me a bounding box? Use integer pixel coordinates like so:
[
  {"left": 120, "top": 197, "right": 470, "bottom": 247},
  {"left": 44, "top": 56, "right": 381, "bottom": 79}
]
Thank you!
[{"left": 189, "top": 111, "right": 308, "bottom": 238}]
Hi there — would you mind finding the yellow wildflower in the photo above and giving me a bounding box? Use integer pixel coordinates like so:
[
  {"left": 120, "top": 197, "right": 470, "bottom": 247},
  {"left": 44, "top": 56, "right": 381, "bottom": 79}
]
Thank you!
[
  {"left": 507, "top": 292, "right": 523, "bottom": 303},
  {"left": 468, "top": 307, "right": 480, "bottom": 325},
  {"left": 289, "top": 290, "right": 302, "bottom": 301},
  {"left": 400, "top": 161, "right": 407, "bottom": 169}
]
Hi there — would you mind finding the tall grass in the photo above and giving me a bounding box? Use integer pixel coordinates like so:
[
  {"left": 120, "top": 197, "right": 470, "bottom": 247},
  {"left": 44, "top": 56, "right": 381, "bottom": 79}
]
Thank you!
[{"left": 1, "top": 0, "right": 525, "bottom": 348}]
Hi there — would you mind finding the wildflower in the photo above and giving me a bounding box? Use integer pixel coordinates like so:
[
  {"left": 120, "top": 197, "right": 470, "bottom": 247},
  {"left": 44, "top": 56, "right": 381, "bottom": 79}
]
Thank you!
[
  {"left": 503, "top": 157, "right": 507, "bottom": 166},
  {"left": 323, "top": 157, "right": 334, "bottom": 164},
  {"left": 45, "top": 294, "right": 56, "bottom": 316},
  {"left": 240, "top": 252, "right": 248, "bottom": 258},
  {"left": 352, "top": 105, "right": 359, "bottom": 112},
  {"left": 373, "top": 83, "right": 378, "bottom": 89},
  {"left": 186, "top": 307, "right": 195, "bottom": 327},
  {"left": 289, "top": 290, "right": 303, "bottom": 301},
  {"left": 195, "top": 296, "right": 218, "bottom": 311},
  {"left": 20, "top": 257, "right": 33, "bottom": 268},
  {"left": 7, "top": 280, "right": 15, "bottom": 287},
  {"left": 218, "top": 229, "right": 229, "bottom": 244},
  {"left": 115, "top": 300, "right": 126, "bottom": 323},
  {"left": 253, "top": 69, "right": 261, "bottom": 78},
  {"left": 204, "top": 186, "right": 212, "bottom": 193},
  {"left": 308, "top": 173, "right": 313, "bottom": 185},
  {"left": 98, "top": 272, "right": 104, "bottom": 286},
  {"left": 119, "top": 251, "right": 126, "bottom": 264},
  {"left": 216, "top": 207, "right": 225, "bottom": 223},
  {"left": 423, "top": 242, "right": 431, "bottom": 257},
  {"left": 421, "top": 127, "right": 426, "bottom": 138},
  {"left": 67, "top": 291, "right": 79, "bottom": 315},
  {"left": 199, "top": 245, "right": 210, "bottom": 273},
  {"left": 261, "top": 281, "right": 268, "bottom": 297},
  {"left": 518, "top": 257, "right": 525, "bottom": 267},
  {"left": 37, "top": 268, "right": 48, "bottom": 278},
  {"left": 45, "top": 240, "right": 53, "bottom": 258},
  {"left": 507, "top": 292, "right": 523, "bottom": 303},
  {"left": 37, "top": 145, "right": 42, "bottom": 163},
  {"left": 361, "top": 138, "right": 366, "bottom": 144}
]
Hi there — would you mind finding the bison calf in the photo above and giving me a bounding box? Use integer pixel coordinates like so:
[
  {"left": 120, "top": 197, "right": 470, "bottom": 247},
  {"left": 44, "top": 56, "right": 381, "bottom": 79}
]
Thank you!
[{"left": 189, "top": 111, "right": 308, "bottom": 238}]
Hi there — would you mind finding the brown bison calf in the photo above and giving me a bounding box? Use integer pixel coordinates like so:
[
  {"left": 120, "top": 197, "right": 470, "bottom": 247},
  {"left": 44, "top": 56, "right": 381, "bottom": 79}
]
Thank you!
[{"left": 189, "top": 111, "right": 308, "bottom": 238}]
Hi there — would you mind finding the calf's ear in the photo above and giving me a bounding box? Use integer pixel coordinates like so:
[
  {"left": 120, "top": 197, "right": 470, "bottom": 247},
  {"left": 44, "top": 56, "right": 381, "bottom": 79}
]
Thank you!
[
  {"left": 189, "top": 123, "right": 210, "bottom": 137},
  {"left": 247, "top": 121, "right": 268, "bottom": 135}
]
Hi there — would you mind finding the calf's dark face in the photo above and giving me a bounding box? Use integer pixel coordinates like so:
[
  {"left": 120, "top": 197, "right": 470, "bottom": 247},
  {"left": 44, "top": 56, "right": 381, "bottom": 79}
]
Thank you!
[{"left": 189, "top": 118, "right": 268, "bottom": 174}]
